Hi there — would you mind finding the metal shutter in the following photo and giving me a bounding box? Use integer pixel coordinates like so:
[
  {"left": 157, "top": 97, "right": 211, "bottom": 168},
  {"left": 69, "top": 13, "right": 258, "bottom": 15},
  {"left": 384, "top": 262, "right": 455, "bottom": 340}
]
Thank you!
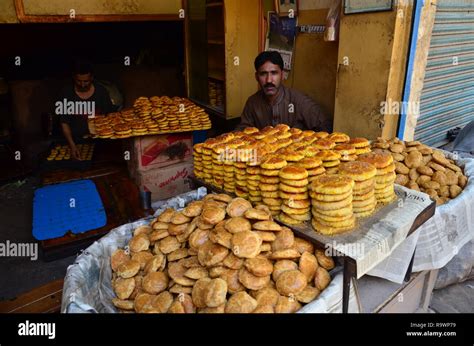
[{"left": 415, "top": 0, "right": 474, "bottom": 147}]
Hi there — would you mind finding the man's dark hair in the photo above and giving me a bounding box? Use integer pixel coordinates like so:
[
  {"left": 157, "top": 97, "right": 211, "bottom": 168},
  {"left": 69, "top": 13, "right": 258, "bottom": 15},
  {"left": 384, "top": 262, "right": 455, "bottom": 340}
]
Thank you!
[
  {"left": 254, "top": 51, "right": 284, "bottom": 71},
  {"left": 72, "top": 59, "right": 94, "bottom": 75}
]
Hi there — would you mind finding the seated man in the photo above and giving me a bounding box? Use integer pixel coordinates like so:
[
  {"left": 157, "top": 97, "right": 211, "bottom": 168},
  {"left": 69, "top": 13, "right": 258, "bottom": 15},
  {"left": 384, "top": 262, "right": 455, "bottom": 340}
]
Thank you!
[
  {"left": 58, "top": 60, "right": 115, "bottom": 160},
  {"left": 236, "top": 51, "right": 332, "bottom": 132}
]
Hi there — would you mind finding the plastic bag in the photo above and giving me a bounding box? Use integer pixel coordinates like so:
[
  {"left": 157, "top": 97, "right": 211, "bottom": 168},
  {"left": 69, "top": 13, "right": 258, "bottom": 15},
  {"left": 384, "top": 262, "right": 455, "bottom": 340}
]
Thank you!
[{"left": 325, "top": 0, "right": 341, "bottom": 42}]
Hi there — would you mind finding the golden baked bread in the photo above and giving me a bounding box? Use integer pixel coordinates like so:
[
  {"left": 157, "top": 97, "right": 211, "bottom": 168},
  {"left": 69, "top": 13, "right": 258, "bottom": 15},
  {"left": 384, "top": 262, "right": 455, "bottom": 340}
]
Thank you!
[
  {"left": 244, "top": 208, "right": 271, "bottom": 220},
  {"left": 254, "top": 287, "right": 280, "bottom": 307},
  {"left": 111, "top": 249, "right": 130, "bottom": 272},
  {"left": 209, "top": 228, "right": 233, "bottom": 249},
  {"left": 272, "top": 227, "right": 295, "bottom": 251},
  {"left": 311, "top": 218, "right": 355, "bottom": 235},
  {"left": 279, "top": 191, "right": 309, "bottom": 200},
  {"left": 142, "top": 271, "right": 169, "bottom": 295},
  {"left": 295, "top": 157, "right": 323, "bottom": 169},
  {"left": 313, "top": 139, "right": 336, "bottom": 150},
  {"left": 252, "top": 220, "right": 282, "bottom": 231},
  {"left": 192, "top": 278, "right": 212, "bottom": 308},
  {"left": 231, "top": 231, "right": 262, "bottom": 258},
  {"left": 129, "top": 234, "right": 150, "bottom": 253},
  {"left": 198, "top": 241, "right": 229, "bottom": 266},
  {"left": 261, "top": 156, "right": 288, "bottom": 170},
  {"left": 159, "top": 236, "right": 181, "bottom": 254},
  {"left": 112, "top": 298, "right": 135, "bottom": 311},
  {"left": 311, "top": 196, "right": 353, "bottom": 211},
  {"left": 238, "top": 268, "right": 270, "bottom": 290},
  {"left": 184, "top": 266, "right": 209, "bottom": 280},
  {"left": 307, "top": 166, "right": 326, "bottom": 176},
  {"left": 277, "top": 212, "right": 303, "bottom": 225},
  {"left": 226, "top": 198, "right": 252, "bottom": 217},
  {"left": 299, "top": 252, "right": 318, "bottom": 282},
  {"left": 283, "top": 198, "right": 311, "bottom": 208},
  {"left": 279, "top": 165, "right": 309, "bottom": 180},
  {"left": 117, "top": 259, "right": 141, "bottom": 279},
  {"left": 296, "top": 286, "right": 320, "bottom": 303},
  {"left": 224, "top": 217, "right": 251, "bottom": 234},
  {"left": 314, "top": 150, "right": 342, "bottom": 162},
  {"left": 280, "top": 178, "right": 309, "bottom": 187},
  {"left": 315, "top": 249, "right": 335, "bottom": 270},
  {"left": 313, "top": 267, "right": 331, "bottom": 290},
  {"left": 404, "top": 150, "right": 423, "bottom": 169},
  {"left": 271, "top": 260, "right": 298, "bottom": 281},
  {"left": 358, "top": 151, "right": 394, "bottom": 169},
  {"left": 310, "top": 175, "right": 354, "bottom": 195},
  {"left": 225, "top": 291, "right": 258, "bottom": 313},
  {"left": 169, "top": 261, "right": 195, "bottom": 286},
  {"left": 131, "top": 251, "right": 153, "bottom": 270},
  {"left": 279, "top": 183, "right": 308, "bottom": 194},
  {"left": 274, "top": 296, "right": 302, "bottom": 313},
  {"left": 275, "top": 270, "right": 307, "bottom": 296},
  {"left": 188, "top": 229, "right": 210, "bottom": 250},
  {"left": 168, "top": 222, "right": 189, "bottom": 236},
  {"left": 339, "top": 161, "right": 377, "bottom": 181},
  {"left": 201, "top": 206, "right": 226, "bottom": 225},
  {"left": 270, "top": 248, "right": 301, "bottom": 260},
  {"left": 114, "top": 277, "right": 136, "bottom": 300},
  {"left": 204, "top": 278, "right": 228, "bottom": 307},
  {"left": 157, "top": 208, "right": 175, "bottom": 223},
  {"left": 280, "top": 204, "right": 310, "bottom": 215},
  {"left": 243, "top": 257, "right": 273, "bottom": 277}
]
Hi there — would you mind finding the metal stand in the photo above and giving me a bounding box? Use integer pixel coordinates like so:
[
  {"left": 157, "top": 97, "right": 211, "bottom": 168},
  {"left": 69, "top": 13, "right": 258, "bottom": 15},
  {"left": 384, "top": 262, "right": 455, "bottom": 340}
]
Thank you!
[{"left": 188, "top": 176, "right": 435, "bottom": 313}]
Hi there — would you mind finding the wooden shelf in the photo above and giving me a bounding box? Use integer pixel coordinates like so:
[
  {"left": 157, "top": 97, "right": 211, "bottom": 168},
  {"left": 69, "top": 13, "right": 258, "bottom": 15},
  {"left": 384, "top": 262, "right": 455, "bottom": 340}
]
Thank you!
[
  {"left": 208, "top": 38, "right": 224, "bottom": 45},
  {"left": 190, "top": 98, "right": 225, "bottom": 118},
  {"left": 208, "top": 69, "right": 225, "bottom": 81},
  {"left": 206, "top": 2, "right": 223, "bottom": 7}
]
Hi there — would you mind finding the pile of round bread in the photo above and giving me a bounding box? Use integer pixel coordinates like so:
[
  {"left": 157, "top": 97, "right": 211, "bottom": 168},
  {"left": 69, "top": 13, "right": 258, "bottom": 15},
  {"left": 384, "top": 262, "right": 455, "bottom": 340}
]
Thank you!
[
  {"left": 91, "top": 96, "right": 211, "bottom": 139},
  {"left": 110, "top": 194, "right": 335, "bottom": 313},
  {"left": 372, "top": 137, "right": 468, "bottom": 205},
  {"left": 193, "top": 125, "right": 373, "bottom": 223}
]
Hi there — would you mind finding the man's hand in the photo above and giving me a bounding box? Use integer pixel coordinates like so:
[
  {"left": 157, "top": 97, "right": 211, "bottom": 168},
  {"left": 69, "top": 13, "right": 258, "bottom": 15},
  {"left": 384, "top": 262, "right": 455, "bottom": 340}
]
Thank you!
[{"left": 70, "top": 144, "right": 82, "bottom": 160}]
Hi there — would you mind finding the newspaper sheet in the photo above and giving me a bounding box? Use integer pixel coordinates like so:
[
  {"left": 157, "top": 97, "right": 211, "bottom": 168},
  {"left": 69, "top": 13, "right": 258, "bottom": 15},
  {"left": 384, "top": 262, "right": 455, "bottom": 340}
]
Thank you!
[
  {"left": 367, "top": 154, "right": 474, "bottom": 283},
  {"left": 287, "top": 186, "right": 433, "bottom": 279}
]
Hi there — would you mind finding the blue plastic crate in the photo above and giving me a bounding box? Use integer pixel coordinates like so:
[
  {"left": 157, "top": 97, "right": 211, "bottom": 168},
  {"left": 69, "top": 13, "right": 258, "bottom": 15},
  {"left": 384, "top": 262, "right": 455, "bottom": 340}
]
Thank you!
[{"left": 32, "top": 179, "right": 107, "bottom": 240}]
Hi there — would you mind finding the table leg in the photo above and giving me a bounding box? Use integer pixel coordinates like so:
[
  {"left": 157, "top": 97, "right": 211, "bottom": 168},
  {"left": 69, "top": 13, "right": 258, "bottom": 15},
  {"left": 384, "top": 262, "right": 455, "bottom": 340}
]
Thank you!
[
  {"left": 404, "top": 246, "right": 416, "bottom": 282},
  {"left": 342, "top": 257, "right": 357, "bottom": 313}
]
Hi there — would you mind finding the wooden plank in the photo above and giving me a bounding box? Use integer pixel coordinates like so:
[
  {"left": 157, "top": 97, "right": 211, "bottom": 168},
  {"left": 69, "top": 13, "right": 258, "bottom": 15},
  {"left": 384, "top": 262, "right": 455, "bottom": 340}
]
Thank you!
[
  {"left": 15, "top": 0, "right": 183, "bottom": 22},
  {"left": 403, "top": 0, "right": 438, "bottom": 141},
  {"left": 0, "top": 279, "right": 63, "bottom": 313},
  {"left": 382, "top": 0, "right": 414, "bottom": 139}
]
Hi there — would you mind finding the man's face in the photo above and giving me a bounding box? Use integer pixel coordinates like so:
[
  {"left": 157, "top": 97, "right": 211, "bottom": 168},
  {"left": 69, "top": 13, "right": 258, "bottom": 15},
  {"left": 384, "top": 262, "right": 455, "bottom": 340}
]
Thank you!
[
  {"left": 255, "top": 61, "right": 283, "bottom": 97},
  {"left": 73, "top": 73, "right": 93, "bottom": 92}
]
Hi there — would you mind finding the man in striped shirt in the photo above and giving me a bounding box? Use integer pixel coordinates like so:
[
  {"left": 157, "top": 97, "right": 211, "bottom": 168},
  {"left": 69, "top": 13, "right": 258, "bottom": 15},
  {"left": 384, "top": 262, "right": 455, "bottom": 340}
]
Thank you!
[{"left": 236, "top": 51, "right": 332, "bottom": 132}]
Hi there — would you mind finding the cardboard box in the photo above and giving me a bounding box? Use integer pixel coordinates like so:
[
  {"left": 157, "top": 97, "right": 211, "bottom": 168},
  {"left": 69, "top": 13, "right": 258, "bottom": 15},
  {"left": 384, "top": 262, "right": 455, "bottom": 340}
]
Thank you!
[
  {"left": 134, "top": 161, "right": 194, "bottom": 202},
  {"left": 129, "top": 133, "right": 193, "bottom": 173}
]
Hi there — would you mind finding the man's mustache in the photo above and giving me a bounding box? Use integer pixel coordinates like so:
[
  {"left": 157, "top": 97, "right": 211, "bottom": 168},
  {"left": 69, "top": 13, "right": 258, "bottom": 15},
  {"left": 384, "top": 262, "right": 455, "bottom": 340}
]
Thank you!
[{"left": 264, "top": 83, "right": 276, "bottom": 88}]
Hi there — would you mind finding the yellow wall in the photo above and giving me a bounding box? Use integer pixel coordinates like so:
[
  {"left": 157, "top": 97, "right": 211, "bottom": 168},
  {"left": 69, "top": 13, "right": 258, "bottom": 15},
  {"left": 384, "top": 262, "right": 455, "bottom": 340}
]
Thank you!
[
  {"left": 333, "top": 4, "right": 412, "bottom": 140},
  {"left": 0, "top": 0, "right": 19, "bottom": 23},
  {"left": 284, "top": 8, "right": 338, "bottom": 118},
  {"left": 21, "top": 0, "right": 182, "bottom": 15}
]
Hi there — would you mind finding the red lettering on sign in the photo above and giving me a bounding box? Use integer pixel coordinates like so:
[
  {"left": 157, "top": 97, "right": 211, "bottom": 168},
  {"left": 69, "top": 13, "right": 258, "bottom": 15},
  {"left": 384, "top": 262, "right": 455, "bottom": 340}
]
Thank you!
[{"left": 159, "top": 168, "right": 189, "bottom": 188}]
